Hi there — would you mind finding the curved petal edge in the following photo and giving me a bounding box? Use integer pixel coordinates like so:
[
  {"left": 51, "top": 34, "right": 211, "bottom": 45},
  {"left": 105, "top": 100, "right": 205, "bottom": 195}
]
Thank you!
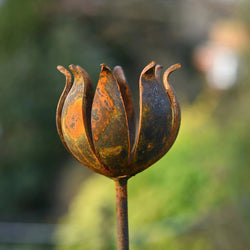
[
  {"left": 162, "top": 64, "right": 181, "bottom": 153},
  {"left": 61, "top": 64, "right": 107, "bottom": 175},
  {"left": 131, "top": 62, "right": 173, "bottom": 174},
  {"left": 91, "top": 64, "right": 130, "bottom": 176},
  {"left": 56, "top": 66, "right": 73, "bottom": 153}
]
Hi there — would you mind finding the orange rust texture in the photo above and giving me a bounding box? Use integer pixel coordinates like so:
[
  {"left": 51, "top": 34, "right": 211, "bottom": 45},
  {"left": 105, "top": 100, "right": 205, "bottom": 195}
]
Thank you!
[
  {"left": 91, "top": 65, "right": 130, "bottom": 174},
  {"left": 64, "top": 98, "right": 83, "bottom": 138},
  {"left": 61, "top": 65, "right": 104, "bottom": 173},
  {"left": 57, "top": 62, "right": 181, "bottom": 179}
]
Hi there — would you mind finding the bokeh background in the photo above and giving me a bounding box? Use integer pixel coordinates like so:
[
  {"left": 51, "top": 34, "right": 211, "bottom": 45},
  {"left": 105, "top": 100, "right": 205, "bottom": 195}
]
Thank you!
[{"left": 0, "top": 0, "right": 249, "bottom": 249}]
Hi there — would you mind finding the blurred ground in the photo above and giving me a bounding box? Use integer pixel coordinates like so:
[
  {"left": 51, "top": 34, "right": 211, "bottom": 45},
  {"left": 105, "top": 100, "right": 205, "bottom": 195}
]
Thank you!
[{"left": 0, "top": 0, "right": 249, "bottom": 249}]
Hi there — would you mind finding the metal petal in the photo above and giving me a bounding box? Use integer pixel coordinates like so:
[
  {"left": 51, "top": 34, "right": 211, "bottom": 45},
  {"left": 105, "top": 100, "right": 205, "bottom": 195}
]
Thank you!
[
  {"left": 76, "top": 65, "right": 94, "bottom": 142},
  {"left": 91, "top": 64, "right": 130, "bottom": 175},
  {"left": 155, "top": 64, "right": 163, "bottom": 82},
  {"left": 162, "top": 64, "right": 181, "bottom": 152},
  {"left": 113, "top": 66, "right": 136, "bottom": 151},
  {"left": 131, "top": 62, "right": 173, "bottom": 174},
  {"left": 56, "top": 66, "right": 73, "bottom": 153},
  {"left": 61, "top": 64, "right": 106, "bottom": 174}
]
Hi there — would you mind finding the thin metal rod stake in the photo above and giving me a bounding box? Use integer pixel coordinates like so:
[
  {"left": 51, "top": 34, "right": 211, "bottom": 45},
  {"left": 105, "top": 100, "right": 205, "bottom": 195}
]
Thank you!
[{"left": 115, "top": 178, "right": 129, "bottom": 250}]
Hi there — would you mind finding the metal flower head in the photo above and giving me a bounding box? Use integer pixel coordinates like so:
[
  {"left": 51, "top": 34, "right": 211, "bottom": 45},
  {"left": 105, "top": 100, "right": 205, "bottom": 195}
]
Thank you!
[{"left": 56, "top": 62, "right": 181, "bottom": 179}]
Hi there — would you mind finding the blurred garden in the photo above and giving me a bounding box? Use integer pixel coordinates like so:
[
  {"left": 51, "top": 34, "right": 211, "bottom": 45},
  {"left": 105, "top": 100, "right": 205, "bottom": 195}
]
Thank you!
[{"left": 0, "top": 0, "right": 249, "bottom": 249}]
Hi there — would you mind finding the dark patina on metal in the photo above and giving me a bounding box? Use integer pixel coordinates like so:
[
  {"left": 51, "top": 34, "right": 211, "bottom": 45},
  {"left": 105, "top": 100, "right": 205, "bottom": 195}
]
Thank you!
[{"left": 56, "top": 61, "right": 181, "bottom": 250}]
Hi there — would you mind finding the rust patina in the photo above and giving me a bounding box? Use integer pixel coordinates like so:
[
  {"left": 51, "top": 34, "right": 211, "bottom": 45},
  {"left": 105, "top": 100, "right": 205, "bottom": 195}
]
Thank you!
[
  {"left": 56, "top": 61, "right": 181, "bottom": 250},
  {"left": 57, "top": 62, "right": 180, "bottom": 178}
]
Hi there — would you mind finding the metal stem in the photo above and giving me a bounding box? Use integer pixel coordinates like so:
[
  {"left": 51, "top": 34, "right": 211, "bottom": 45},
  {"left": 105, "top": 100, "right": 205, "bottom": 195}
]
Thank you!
[{"left": 115, "top": 178, "right": 129, "bottom": 250}]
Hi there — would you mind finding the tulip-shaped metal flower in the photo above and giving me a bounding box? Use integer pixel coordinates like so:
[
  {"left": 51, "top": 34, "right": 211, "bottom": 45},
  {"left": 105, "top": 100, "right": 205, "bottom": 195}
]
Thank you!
[{"left": 56, "top": 61, "right": 181, "bottom": 250}]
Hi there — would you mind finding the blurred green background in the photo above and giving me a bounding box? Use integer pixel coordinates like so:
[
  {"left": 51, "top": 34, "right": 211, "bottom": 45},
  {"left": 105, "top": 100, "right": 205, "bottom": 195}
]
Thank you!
[{"left": 0, "top": 0, "right": 249, "bottom": 249}]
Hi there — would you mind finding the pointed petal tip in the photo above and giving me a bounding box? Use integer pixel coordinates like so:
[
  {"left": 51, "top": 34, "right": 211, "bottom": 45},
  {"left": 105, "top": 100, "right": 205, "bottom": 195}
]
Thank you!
[
  {"left": 76, "top": 65, "right": 89, "bottom": 76},
  {"left": 155, "top": 64, "right": 163, "bottom": 73},
  {"left": 156, "top": 64, "right": 163, "bottom": 69},
  {"left": 69, "top": 64, "right": 77, "bottom": 71},
  {"left": 172, "top": 63, "right": 181, "bottom": 70},
  {"left": 141, "top": 61, "right": 157, "bottom": 77},
  {"left": 113, "top": 65, "right": 126, "bottom": 83},
  {"left": 166, "top": 63, "right": 181, "bottom": 74},
  {"left": 57, "top": 65, "right": 63, "bottom": 71},
  {"left": 57, "top": 65, "right": 68, "bottom": 74},
  {"left": 163, "top": 63, "right": 181, "bottom": 83},
  {"left": 100, "top": 63, "right": 111, "bottom": 72},
  {"left": 76, "top": 65, "right": 85, "bottom": 73},
  {"left": 76, "top": 65, "right": 92, "bottom": 85},
  {"left": 113, "top": 65, "right": 122, "bottom": 71},
  {"left": 57, "top": 66, "right": 73, "bottom": 84},
  {"left": 69, "top": 65, "right": 82, "bottom": 78}
]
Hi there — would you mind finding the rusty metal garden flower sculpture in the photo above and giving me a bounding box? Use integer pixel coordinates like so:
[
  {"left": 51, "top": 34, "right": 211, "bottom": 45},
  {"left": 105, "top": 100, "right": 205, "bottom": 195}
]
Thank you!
[{"left": 56, "top": 61, "right": 181, "bottom": 250}]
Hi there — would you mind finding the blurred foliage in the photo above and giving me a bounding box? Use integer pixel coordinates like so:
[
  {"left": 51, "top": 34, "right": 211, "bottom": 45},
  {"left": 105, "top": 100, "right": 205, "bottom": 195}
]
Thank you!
[{"left": 0, "top": 0, "right": 115, "bottom": 219}]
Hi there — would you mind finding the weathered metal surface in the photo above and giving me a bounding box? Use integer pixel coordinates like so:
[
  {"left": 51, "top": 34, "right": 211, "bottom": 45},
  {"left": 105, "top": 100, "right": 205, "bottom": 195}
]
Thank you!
[
  {"left": 113, "top": 66, "right": 136, "bottom": 151},
  {"left": 91, "top": 64, "right": 130, "bottom": 175},
  {"left": 56, "top": 61, "right": 181, "bottom": 178},
  {"left": 60, "top": 65, "right": 109, "bottom": 176},
  {"left": 115, "top": 178, "right": 129, "bottom": 250},
  {"left": 56, "top": 61, "right": 181, "bottom": 250},
  {"left": 56, "top": 66, "right": 73, "bottom": 154},
  {"left": 131, "top": 62, "right": 173, "bottom": 173}
]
